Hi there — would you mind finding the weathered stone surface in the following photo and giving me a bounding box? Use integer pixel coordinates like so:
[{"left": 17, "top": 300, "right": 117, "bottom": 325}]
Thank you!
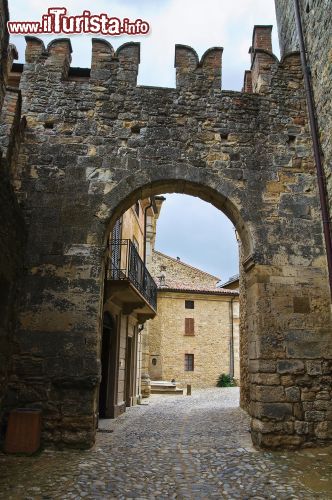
[
  {"left": 295, "top": 420, "right": 311, "bottom": 435},
  {"left": 277, "top": 360, "right": 305, "bottom": 374},
  {"left": 306, "top": 360, "right": 323, "bottom": 375},
  {"left": 0, "top": 0, "right": 26, "bottom": 442},
  {"left": 251, "top": 385, "right": 285, "bottom": 402},
  {"left": 285, "top": 386, "right": 301, "bottom": 402},
  {"left": 275, "top": 0, "right": 332, "bottom": 223},
  {"left": 0, "top": 2, "right": 331, "bottom": 451},
  {"left": 251, "top": 402, "right": 293, "bottom": 420},
  {"left": 250, "top": 373, "right": 280, "bottom": 385}
]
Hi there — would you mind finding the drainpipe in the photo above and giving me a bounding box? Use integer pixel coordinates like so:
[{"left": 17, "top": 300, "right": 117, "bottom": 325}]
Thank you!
[
  {"left": 293, "top": 0, "right": 332, "bottom": 299},
  {"left": 229, "top": 296, "right": 235, "bottom": 379}
]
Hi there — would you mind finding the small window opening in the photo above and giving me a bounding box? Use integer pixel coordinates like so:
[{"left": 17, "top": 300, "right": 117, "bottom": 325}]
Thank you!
[
  {"left": 185, "top": 300, "right": 194, "bottom": 309},
  {"left": 152, "top": 358, "right": 157, "bottom": 366},
  {"left": 44, "top": 122, "right": 54, "bottom": 129},
  {"left": 220, "top": 132, "right": 229, "bottom": 140},
  {"left": 287, "top": 135, "right": 296, "bottom": 145}
]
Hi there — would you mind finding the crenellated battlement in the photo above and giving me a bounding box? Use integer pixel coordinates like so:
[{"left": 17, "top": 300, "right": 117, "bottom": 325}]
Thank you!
[
  {"left": 242, "top": 25, "right": 301, "bottom": 94},
  {"left": 4, "top": 25, "right": 300, "bottom": 94},
  {"left": 7, "top": 25, "right": 300, "bottom": 95},
  {"left": 25, "top": 36, "right": 72, "bottom": 78},
  {"left": 174, "top": 45, "right": 223, "bottom": 90},
  {"left": 21, "top": 38, "right": 223, "bottom": 90},
  {"left": 91, "top": 39, "right": 140, "bottom": 85}
]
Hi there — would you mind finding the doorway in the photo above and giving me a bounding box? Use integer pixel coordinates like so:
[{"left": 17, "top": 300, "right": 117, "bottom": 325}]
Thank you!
[{"left": 99, "top": 313, "right": 118, "bottom": 418}]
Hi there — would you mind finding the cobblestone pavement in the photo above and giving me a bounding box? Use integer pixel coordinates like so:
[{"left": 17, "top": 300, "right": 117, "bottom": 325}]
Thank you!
[{"left": 1, "top": 388, "right": 332, "bottom": 499}]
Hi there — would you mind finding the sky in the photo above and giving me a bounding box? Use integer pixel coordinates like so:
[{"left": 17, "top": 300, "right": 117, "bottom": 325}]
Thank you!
[
  {"left": 8, "top": 0, "right": 278, "bottom": 280},
  {"left": 155, "top": 194, "right": 239, "bottom": 282},
  {"left": 9, "top": 0, "right": 279, "bottom": 89}
]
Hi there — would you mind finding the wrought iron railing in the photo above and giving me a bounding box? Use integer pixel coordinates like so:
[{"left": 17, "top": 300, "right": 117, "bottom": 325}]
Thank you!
[{"left": 107, "top": 239, "right": 157, "bottom": 311}]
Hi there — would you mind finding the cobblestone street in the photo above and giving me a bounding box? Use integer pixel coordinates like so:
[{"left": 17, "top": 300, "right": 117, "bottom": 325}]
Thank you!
[{"left": 0, "top": 388, "right": 332, "bottom": 499}]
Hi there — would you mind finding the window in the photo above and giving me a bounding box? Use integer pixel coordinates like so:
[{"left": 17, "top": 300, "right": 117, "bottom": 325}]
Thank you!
[
  {"left": 152, "top": 358, "right": 157, "bottom": 366},
  {"left": 185, "top": 300, "right": 194, "bottom": 309},
  {"left": 135, "top": 201, "right": 140, "bottom": 216},
  {"left": 185, "top": 354, "right": 194, "bottom": 371},
  {"left": 185, "top": 318, "right": 195, "bottom": 336}
]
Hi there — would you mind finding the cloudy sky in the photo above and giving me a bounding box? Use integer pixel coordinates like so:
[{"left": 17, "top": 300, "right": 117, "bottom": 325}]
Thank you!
[
  {"left": 9, "top": 0, "right": 278, "bottom": 280},
  {"left": 155, "top": 194, "right": 239, "bottom": 282}
]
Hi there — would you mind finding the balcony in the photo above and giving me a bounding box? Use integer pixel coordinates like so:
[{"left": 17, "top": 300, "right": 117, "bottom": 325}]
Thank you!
[{"left": 105, "top": 239, "right": 157, "bottom": 322}]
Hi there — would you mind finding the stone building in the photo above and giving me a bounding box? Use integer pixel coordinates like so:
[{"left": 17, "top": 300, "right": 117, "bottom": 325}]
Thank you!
[
  {"left": 146, "top": 251, "right": 240, "bottom": 388},
  {"left": 100, "top": 197, "right": 161, "bottom": 418},
  {"left": 0, "top": 0, "right": 331, "bottom": 450}
]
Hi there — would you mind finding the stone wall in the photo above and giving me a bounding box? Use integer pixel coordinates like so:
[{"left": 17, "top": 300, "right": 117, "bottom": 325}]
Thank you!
[
  {"left": 150, "top": 251, "right": 220, "bottom": 289},
  {"left": 0, "top": 0, "right": 26, "bottom": 441},
  {"left": 275, "top": 0, "right": 332, "bottom": 235},
  {"left": 147, "top": 291, "right": 239, "bottom": 388},
  {"left": 2, "top": 24, "right": 331, "bottom": 449}
]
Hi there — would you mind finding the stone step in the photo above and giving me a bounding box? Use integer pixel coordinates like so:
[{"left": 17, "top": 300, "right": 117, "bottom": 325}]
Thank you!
[
  {"left": 151, "top": 388, "right": 184, "bottom": 395},
  {"left": 150, "top": 380, "right": 183, "bottom": 395}
]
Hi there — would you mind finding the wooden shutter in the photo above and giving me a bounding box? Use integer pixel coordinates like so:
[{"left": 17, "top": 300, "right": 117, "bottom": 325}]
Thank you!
[{"left": 185, "top": 318, "right": 195, "bottom": 336}]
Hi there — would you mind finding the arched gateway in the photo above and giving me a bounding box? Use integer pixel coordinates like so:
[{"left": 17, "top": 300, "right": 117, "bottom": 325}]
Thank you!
[{"left": 1, "top": 24, "right": 331, "bottom": 450}]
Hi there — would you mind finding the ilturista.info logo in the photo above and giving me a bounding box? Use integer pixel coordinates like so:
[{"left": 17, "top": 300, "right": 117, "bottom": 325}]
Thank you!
[{"left": 7, "top": 8, "right": 150, "bottom": 36}]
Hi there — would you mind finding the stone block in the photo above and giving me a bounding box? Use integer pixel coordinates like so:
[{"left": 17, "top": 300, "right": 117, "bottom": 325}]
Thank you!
[
  {"left": 293, "top": 403, "right": 304, "bottom": 420},
  {"left": 253, "top": 402, "right": 293, "bottom": 420},
  {"left": 285, "top": 386, "right": 300, "bottom": 402},
  {"left": 252, "top": 432, "right": 304, "bottom": 449},
  {"left": 301, "top": 390, "right": 316, "bottom": 401},
  {"left": 250, "top": 373, "right": 280, "bottom": 385},
  {"left": 313, "top": 400, "right": 329, "bottom": 411},
  {"left": 314, "top": 421, "right": 329, "bottom": 439},
  {"left": 280, "top": 375, "right": 295, "bottom": 387},
  {"left": 305, "top": 410, "right": 325, "bottom": 422},
  {"left": 306, "top": 360, "right": 323, "bottom": 375},
  {"left": 294, "top": 420, "right": 310, "bottom": 435},
  {"left": 316, "top": 390, "right": 330, "bottom": 400},
  {"left": 285, "top": 330, "right": 332, "bottom": 358},
  {"left": 277, "top": 359, "right": 304, "bottom": 374},
  {"left": 251, "top": 385, "right": 285, "bottom": 402}
]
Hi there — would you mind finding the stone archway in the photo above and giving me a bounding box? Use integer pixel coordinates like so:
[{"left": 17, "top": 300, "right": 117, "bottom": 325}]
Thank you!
[
  {"left": 100, "top": 171, "right": 253, "bottom": 414},
  {"left": 2, "top": 31, "right": 331, "bottom": 449}
]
